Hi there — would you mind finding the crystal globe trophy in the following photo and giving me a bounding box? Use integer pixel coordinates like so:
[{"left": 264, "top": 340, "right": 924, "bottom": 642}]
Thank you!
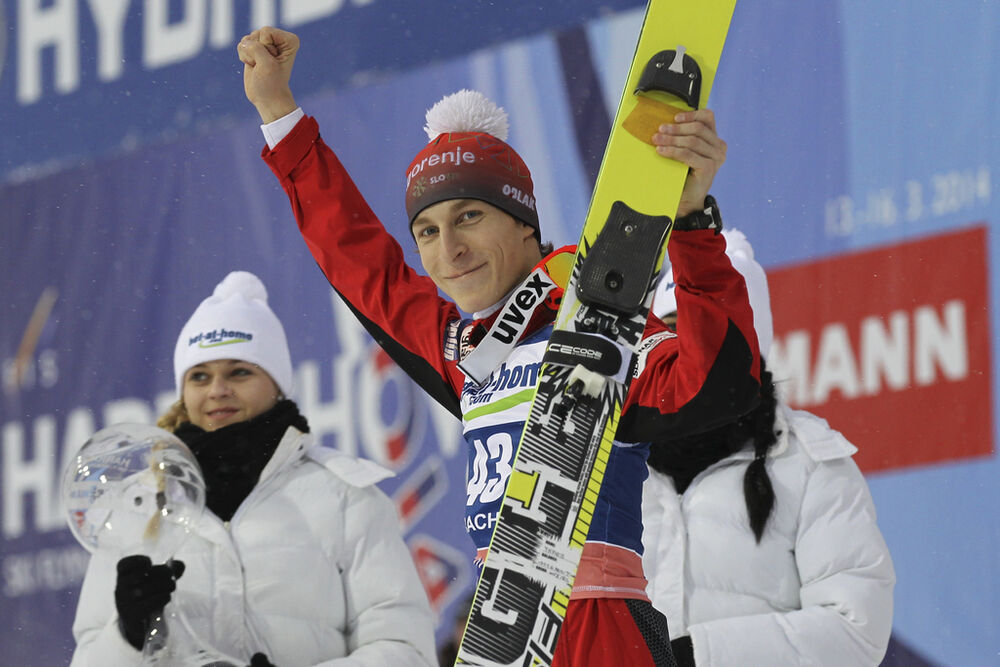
[{"left": 63, "top": 423, "right": 242, "bottom": 666}]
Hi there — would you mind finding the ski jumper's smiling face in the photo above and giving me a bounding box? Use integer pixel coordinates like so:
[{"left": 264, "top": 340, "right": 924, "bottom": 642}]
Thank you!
[
  {"left": 182, "top": 359, "right": 281, "bottom": 431},
  {"left": 413, "top": 198, "right": 541, "bottom": 313}
]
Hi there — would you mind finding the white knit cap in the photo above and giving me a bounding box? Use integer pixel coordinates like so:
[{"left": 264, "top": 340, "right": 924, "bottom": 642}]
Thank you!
[
  {"left": 653, "top": 228, "right": 774, "bottom": 358},
  {"left": 173, "top": 271, "right": 293, "bottom": 397}
]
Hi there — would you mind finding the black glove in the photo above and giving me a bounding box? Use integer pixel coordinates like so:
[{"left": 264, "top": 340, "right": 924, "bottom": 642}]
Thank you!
[
  {"left": 671, "top": 635, "right": 695, "bottom": 667},
  {"left": 249, "top": 653, "right": 276, "bottom": 667},
  {"left": 114, "top": 555, "right": 185, "bottom": 650}
]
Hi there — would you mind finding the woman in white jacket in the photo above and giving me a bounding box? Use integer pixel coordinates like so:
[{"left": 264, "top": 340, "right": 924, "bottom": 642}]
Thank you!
[
  {"left": 71, "top": 271, "right": 436, "bottom": 667},
  {"left": 642, "top": 231, "right": 895, "bottom": 666}
]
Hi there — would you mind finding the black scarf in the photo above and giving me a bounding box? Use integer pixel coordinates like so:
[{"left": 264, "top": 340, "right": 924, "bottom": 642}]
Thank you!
[
  {"left": 648, "top": 361, "right": 779, "bottom": 542},
  {"left": 174, "top": 400, "right": 310, "bottom": 521}
]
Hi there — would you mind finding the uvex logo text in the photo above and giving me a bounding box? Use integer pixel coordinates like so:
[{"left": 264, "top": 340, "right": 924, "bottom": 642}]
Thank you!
[{"left": 490, "top": 272, "right": 554, "bottom": 345}]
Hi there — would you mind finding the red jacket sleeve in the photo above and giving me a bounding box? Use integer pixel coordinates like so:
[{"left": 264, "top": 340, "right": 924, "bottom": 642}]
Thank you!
[
  {"left": 617, "top": 228, "right": 761, "bottom": 441},
  {"left": 262, "top": 116, "right": 465, "bottom": 417}
]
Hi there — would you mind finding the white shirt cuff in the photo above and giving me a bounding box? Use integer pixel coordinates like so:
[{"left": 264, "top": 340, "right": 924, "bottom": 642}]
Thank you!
[{"left": 261, "top": 107, "right": 305, "bottom": 150}]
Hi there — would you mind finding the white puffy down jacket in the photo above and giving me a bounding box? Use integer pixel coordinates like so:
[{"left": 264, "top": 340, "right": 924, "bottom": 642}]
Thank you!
[
  {"left": 71, "top": 427, "right": 436, "bottom": 667},
  {"left": 642, "top": 405, "right": 895, "bottom": 666}
]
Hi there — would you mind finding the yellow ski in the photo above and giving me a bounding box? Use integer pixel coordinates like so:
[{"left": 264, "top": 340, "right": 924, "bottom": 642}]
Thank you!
[{"left": 457, "top": 2, "right": 737, "bottom": 664}]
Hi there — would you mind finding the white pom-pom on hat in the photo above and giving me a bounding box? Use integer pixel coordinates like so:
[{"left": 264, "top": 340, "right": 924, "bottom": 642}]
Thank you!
[
  {"left": 173, "top": 271, "right": 293, "bottom": 398},
  {"left": 211, "top": 270, "right": 268, "bottom": 303},
  {"left": 423, "top": 89, "right": 509, "bottom": 141}
]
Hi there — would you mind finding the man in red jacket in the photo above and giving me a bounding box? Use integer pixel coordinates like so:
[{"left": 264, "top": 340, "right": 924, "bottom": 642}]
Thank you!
[{"left": 238, "top": 27, "right": 759, "bottom": 667}]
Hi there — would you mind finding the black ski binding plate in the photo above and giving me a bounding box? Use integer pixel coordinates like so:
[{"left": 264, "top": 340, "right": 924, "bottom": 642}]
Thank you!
[
  {"left": 576, "top": 201, "right": 672, "bottom": 314},
  {"left": 635, "top": 45, "right": 702, "bottom": 109},
  {"left": 543, "top": 330, "right": 624, "bottom": 377}
]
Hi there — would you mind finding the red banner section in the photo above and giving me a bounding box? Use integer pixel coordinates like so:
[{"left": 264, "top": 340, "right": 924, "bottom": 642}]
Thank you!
[{"left": 767, "top": 225, "right": 993, "bottom": 473}]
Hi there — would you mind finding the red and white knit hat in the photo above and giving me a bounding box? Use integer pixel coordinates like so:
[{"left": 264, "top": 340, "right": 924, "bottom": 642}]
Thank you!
[{"left": 404, "top": 90, "right": 539, "bottom": 235}]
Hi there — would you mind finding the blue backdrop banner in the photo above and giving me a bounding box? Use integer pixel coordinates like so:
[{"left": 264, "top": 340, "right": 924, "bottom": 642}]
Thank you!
[
  {"left": 0, "top": 0, "right": 645, "bottom": 184},
  {"left": 2, "top": 2, "right": 998, "bottom": 665}
]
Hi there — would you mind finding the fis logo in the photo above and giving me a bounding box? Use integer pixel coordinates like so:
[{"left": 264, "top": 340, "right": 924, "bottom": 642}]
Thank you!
[{"left": 4, "top": 285, "right": 58, "bottom": 394}]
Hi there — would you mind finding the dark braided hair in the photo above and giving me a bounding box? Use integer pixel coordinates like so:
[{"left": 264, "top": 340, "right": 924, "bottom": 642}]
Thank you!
[
  {"left": 742, "top": 361, "right": 778, "bottom": 542},
  {"left": 648, "top": 359, "right": 780, "bottom": 543}
]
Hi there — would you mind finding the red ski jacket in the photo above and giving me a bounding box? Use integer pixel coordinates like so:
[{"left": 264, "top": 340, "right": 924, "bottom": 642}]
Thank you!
[{"left": 263, "top": 115, "right": 761, "bottom": 599}]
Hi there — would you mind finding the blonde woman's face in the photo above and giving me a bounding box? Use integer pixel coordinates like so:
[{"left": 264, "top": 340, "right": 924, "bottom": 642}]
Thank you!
[{"left": 181, "top": 359, "right": 280, "bottom": 431}]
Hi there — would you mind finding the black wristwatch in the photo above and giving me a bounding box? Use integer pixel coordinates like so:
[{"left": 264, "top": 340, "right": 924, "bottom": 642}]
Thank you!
[{"left": 673, "top": 195, "right": 722, "bottom": 233}]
